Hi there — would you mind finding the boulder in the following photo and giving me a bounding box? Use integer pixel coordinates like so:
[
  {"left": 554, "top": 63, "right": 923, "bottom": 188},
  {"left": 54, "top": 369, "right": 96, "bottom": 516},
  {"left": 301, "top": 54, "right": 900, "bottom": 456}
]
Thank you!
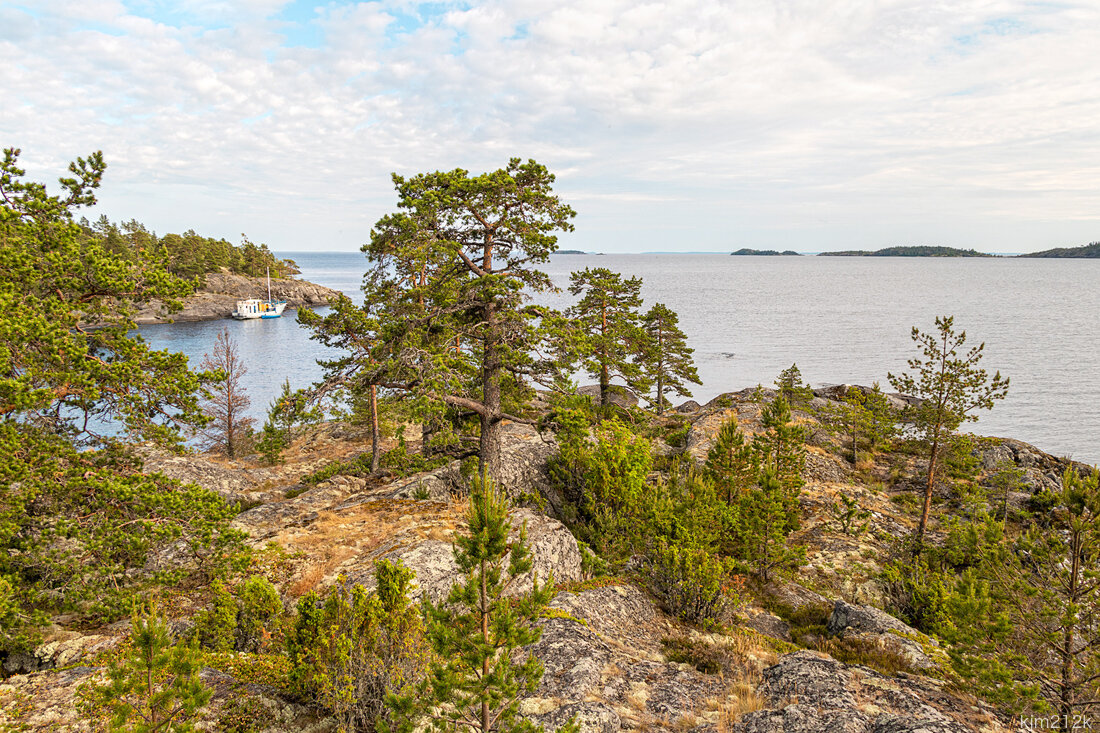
[
  {"left": 143, "top": 449, "right": 265, "bottom": 505},
  {"left": 577, "top": 385, "right": 639, "bottom": 409},
  {"left": 352, "top": 508, "right": 583, "bottom": 603},
  {"left": 550, "top": 583, "right": 672, "bottom": 653},
  {"left": 826, "top": 600, "right": 944, "bottom": 672},
  {"left": 813, "top": 384, "right": 910, "bottom": 411},
  {"left": 527, "top": 617, "right": 613, "bottom": 700},
  {"left": 733, "top": 651, "right": 997, "bottom": 733},
  {"left": 531, "top": 701, "right": 620, "bottom": 733},
  {"left": 741, "top": 608, "right": 792, "bottom": 643}
]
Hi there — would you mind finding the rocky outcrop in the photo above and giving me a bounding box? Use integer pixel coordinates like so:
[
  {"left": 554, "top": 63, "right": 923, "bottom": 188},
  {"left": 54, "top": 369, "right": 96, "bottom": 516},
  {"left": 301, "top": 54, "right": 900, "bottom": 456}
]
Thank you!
[
  {"left": 734, "top": 651, "right": 1003, "bottom": 732},
  {"left": 133, "top": 271, "right": 339, "bottom": 324},
  {"left": 388, "top": 423, "right": 563, "bottom": 514},
  {"left": 355, "top": 508, "right": 583, "bottom": 603},
  {"left": 827, "top": 601, "right": 945, "bottom": 672},
  {"left": 578, "top": 385, "right": 639, "bottom": 409}
]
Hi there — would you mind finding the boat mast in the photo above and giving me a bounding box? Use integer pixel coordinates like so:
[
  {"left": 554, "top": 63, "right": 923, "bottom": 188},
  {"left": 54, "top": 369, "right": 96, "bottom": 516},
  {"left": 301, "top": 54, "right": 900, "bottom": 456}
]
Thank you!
[{"left": 266, "top": 266, "right": 272, "bottom": 303}]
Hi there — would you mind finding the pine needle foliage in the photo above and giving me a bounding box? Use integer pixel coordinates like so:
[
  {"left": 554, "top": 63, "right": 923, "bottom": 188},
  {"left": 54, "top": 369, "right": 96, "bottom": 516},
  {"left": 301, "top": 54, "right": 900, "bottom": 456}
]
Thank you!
[
  {"left": 93, "top": 606, "right": 212, "bottom": 732},
  {"left": 641, "top": 303, "right": 700, "bottom": 414},
  {"left": 0, "top": 147, "right": 246, "bottom": 651},
  {"left": 384, "top": 478, "right": 575, "bottom": 733},
  {"left": 566, "top": 267, "right": 650, "bottom": 408},
  {"left": 889, "top": 316, "right": 1008, "bottom": 545}
]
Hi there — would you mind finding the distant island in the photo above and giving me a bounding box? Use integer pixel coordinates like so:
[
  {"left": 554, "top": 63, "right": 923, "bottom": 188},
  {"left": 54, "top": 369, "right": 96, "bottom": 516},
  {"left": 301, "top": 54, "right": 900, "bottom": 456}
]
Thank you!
[
  {"left": 819, "top": 246, "right": 995, "bottom": 258},
  {"left": 1020, "top": 241, "right": 1100, "bottom": 258},
  {"left": 553, "top": 249, "right": 588, "bottom": 255},
  {"left": 730, "top": 248, "right": 801, "bottom": 256}
]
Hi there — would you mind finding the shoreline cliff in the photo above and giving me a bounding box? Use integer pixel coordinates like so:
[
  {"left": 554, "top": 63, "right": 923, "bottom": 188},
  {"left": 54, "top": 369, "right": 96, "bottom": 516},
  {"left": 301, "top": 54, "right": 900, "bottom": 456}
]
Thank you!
[{"left": 133, "top": 271, "right": 341, "bottom": 324}]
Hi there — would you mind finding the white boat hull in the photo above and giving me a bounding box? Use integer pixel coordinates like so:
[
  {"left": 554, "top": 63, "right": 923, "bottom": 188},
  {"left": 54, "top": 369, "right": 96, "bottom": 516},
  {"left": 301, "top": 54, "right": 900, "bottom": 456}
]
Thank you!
[{"left": 232, "top": 298, "right": 287, "bottom": 320}]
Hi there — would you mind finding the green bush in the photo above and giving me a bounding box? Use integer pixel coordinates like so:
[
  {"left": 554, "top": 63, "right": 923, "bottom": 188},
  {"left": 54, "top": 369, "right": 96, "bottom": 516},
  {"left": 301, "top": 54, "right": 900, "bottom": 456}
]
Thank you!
[
  {"left": 216, "top": 695, "right": 273, "bottom": 733},
  {"left": 648, "top": 541, "right": 739, "bottom": 627},
  {"left": 192, "top": 576, "right": 284, "bottom": 654},
  {"left": 287, "top": 562, "right": 428, "bottom": 733},
  {"left": 830, "top": 492, "right": 871, "bottom": 535},
  {"left": 192, "top": 580, "right": 237, "bottom": 653},
  {"left": 665, "top": 423, "right": 690, "bottom": 449},
  {"left": 661, "top": 635, "right": 752, "bottom": 676},
  {"left": 235, "top": 576, "right": 283, "bottom": 653}
]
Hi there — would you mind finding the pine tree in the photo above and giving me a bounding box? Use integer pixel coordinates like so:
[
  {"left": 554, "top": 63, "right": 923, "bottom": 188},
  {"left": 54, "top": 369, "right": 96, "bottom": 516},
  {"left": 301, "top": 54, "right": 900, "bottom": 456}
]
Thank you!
[
  {"left": 889, "top": 316, "right": 1008, "bottom": 545},
  {"left": 385, "top": 479, "right": 574, "bottom": 733},
  {"left": 198, "top": 328, "right": 254, "bottom": 457},
  {"left": 733, "top": 468, "right": 806, "bottom": 583},
  {"left": 1, "top": 147, "right": 243, "bottom": 651},
  {"left": 366, "top": 160, "right": 575, "bottom": 480},
  {"left": 823, "top": 387, "right": 874, "bottom": 463},
  {"left": 255, "top": 378, "right": 320, "bottom": 465},
  {"left": 753, "top": 395, "right": 807, "bottom": 495},
  {"left": 863, "top": 382, "right": 900, "bottom": 451},
  {"left": 641, "top": 303, "right": 700, "bottom": 414},
  {"left": 566, "top": 267, "right": 650, "bottom": 408},
  {"left": 722, "top": 395, "right": 807, "bottom": 582},
  {"left": 93, "top": 606, "right": 212, "bottom": 732},
  {"left": 300, "top": 287, "right": 403, "bottom": 471},
  {"left": 704, "top": 416, "right": 759, "bottom": 504},
  {"left": 982, "top": 468, "right": 1100, "bottom": 717},
  {"left": 774, "top": 363, "right": 814, "bottom": 409}
]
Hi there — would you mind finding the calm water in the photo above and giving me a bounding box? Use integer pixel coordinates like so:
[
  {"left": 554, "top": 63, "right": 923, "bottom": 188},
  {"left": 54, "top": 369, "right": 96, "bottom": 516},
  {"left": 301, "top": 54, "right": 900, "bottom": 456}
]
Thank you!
[{"left": 138, "top": 252, "right": 1100, "bottom": 464}]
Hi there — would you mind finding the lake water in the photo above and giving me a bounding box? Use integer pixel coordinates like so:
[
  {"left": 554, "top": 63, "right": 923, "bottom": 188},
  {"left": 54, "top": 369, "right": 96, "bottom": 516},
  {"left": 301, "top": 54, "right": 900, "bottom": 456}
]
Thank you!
[{"left": 137, "top": 252, "right": 1100, "bottom": 464}]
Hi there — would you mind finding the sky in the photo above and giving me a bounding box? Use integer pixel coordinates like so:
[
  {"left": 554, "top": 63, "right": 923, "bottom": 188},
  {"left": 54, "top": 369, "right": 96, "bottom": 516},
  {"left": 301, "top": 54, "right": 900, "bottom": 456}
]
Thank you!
[{"left": 2, "top": 0, "right": 1099, "bottom": 254}]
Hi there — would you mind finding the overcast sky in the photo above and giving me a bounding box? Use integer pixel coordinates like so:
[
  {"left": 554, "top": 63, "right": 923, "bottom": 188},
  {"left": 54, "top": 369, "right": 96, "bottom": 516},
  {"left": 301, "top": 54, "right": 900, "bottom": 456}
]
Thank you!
[{"left": 3, "top": 0, "right": 1099, "bottom": 254}]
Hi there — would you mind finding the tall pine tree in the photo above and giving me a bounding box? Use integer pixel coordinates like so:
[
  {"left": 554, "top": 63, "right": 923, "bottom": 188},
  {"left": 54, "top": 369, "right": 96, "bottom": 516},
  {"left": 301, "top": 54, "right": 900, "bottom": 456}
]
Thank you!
[
  {"left": 889, "top": 316, "right": 1008, "bottom": 546},
  {"left": 365, "top": 160, "right": 575, "bottom": 480},
  {"left": 566, "top": 267, "right": 650, "bottom": 408},
  {"left": 641, "top": 303, "right": 700, "bottom": 415}
]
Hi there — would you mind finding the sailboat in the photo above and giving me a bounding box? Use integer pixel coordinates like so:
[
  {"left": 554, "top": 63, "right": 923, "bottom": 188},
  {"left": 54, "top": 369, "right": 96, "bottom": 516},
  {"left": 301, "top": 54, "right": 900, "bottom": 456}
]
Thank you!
[{"left": 231, "top": 267, "right": 288, "bottom": 320}]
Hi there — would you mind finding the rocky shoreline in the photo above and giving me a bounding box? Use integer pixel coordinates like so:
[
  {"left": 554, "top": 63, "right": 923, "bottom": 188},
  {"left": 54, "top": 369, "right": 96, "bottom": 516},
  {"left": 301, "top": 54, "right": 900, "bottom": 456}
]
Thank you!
[
  {"left": 133, "top": 271, "right": 341, "bottom": 324},
  {"left": 3, "top": 386, "right": 1076, "bottom": 732}
]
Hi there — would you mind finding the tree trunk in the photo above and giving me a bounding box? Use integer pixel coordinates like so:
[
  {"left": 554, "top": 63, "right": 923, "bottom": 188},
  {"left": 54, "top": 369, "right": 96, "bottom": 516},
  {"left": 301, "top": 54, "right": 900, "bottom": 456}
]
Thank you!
[
  {"left": 370, "top": 384, "right": 380, "bottom": 472},
  {"left": 916, "top": 430, "right": 941, "bottom": 547},
  {"left": 480, "top": 547, "right": 491, "bottom": 733},
  {"left": 478, "top": 302, "right": 503, "bottom": 482},
  {"left": 1061, "top": 528, "right": 1082, "bottom": 718},
  {"left": 599, "top": 300, "right": 609, "bottom": 407},
  {"left": 655, "top": 330, "right": 665, "bottom": 415}
]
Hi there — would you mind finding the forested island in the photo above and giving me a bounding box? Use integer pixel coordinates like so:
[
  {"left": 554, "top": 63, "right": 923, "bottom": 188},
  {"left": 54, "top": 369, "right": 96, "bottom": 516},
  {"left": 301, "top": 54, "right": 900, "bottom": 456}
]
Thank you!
[
  {"left": 5, "top": 148, "right": 1100, "bottom": 733},
  {"left": 819, "top": 245, "right": 995, "bottom": 257},
  {"left": 730, "top": 248, "right": 801, "bottom": 256},
  {"left": 84, "top": 216, "right": 300, "bottom": 278},
  {"left": 1020, "top": 241, "right": 1100, "bottom": 258},
  {"left": 75, "top": 217, "right": 339, "bottom": 323}
]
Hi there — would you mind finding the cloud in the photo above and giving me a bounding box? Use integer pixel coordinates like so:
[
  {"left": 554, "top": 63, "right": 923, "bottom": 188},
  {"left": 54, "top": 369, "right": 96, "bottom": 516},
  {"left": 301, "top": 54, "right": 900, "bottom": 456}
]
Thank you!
[{"left": 1, "top": 0, "right": 1098, "bottom": 252}]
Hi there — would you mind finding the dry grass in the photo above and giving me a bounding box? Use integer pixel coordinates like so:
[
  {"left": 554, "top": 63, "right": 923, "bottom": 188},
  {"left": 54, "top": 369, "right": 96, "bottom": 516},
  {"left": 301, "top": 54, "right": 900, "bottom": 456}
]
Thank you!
[
  {"left": 625, "top": 686, "right": 649, "bottom": 711},
  {"left": 716, "top": 676, "right": 768, "bottom": 729},
  {"left": 288, "top": 564, "right": 326, "bottom": 597}
]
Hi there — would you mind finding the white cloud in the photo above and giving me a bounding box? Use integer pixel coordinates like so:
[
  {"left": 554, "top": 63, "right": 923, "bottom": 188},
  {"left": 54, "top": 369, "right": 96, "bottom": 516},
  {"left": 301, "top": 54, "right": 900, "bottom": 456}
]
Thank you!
[{"left": 1, "top": 0, "right": 1098, "bottom": 251}]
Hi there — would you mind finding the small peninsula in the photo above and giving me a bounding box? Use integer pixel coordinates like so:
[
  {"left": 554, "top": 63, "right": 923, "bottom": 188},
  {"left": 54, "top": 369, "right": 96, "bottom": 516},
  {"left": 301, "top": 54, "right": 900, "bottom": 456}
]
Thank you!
[
  {"left": 730, "top": 248, "right": 801, "bottom": 256},
  {"left": 819, "top": 246, "right": 994, "bottom": 257},
  {"left": 1020, "top": 241, "right": 1100, "bottom": 258},
  {"left": 85, "top": 218, "right": 339, "bottom": 323}
]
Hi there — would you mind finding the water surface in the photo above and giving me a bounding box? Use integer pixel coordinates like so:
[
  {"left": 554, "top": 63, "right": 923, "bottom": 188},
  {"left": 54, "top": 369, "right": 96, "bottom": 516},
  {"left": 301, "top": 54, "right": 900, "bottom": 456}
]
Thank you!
[{"left": 137, "top": 252, "right": 1100, "bottom": 463}]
